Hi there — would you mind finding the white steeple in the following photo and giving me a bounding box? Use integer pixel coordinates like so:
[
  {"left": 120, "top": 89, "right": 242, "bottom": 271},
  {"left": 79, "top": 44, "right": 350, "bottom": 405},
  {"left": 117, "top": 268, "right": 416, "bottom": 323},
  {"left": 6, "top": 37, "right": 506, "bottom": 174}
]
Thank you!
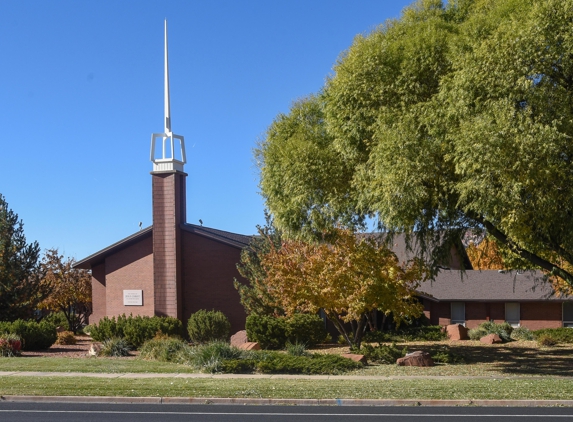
[{"left": 150, "top": 20, "right": 186, "bottom": 172}]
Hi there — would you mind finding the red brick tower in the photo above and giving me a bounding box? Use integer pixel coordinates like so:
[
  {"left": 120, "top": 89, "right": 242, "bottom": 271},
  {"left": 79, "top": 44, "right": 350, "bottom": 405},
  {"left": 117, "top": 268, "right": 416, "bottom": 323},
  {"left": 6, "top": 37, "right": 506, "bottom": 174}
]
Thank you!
[{"left": 150, "top": 20, "right": 187, "bottom": 319}]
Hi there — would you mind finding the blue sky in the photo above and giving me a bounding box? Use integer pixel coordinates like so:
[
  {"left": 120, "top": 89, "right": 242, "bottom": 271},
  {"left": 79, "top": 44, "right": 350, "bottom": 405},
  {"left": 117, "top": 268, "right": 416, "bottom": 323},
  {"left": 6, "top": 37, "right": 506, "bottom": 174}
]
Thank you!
[{"left": 0, "top": 0, "right": 414, "bottom": 260}]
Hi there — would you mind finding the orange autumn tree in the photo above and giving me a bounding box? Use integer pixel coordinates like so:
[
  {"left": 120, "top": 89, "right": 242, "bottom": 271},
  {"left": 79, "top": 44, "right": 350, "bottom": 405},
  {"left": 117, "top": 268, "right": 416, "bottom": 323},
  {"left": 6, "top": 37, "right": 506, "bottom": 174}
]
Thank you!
[
  {"left": 261, "top": 228, "right": 427, "bottom": 348},
  {"left": 466, "top": 237, "right": 505, "bottom": 270},
  {"left": 39, "top": 249, "right": 92, "bottom": 333}
]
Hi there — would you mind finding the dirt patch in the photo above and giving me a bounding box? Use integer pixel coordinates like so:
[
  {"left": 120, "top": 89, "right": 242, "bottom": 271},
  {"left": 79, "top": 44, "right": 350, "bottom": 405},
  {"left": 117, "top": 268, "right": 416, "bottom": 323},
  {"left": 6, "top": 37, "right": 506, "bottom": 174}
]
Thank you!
[{"left": 22, "top": 335, "right": 93, "bottom": 358}]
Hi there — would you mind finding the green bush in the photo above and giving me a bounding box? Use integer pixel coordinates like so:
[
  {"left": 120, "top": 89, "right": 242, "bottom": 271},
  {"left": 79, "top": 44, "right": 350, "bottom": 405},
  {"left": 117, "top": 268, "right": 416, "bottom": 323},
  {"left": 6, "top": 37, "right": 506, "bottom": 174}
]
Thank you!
[
  {"left": 511, "top": 326, "right": 534, "bottom": 341},
  {"left": 187, "top": 310, "right": 231, "bottom": 344},
  {"left": 139, "top": 337, "right": 190, "bottom": 362},
  {"left": 56, "top": 331, "right": 76, "bottom": 345},
  {"left": 533, "top": 328, "right": 573, "bottom": 344},
  {"left": 44, "top": 312, "right": 70, "bottom": 331},
  {"left": 431, "top": 346, "right": 465, "bottom": 364},
  {"left": 537, "top": 335, "right": 558, "bottom": 347},
  {"left": 0, "top": 319, "right": 57, "bottom": 351},
  {"left": 256, "top": 353, "right": 363, "bottom": 375},
  {"left": 468, "top": 321, "right": 513, "bottom": 342},
  {"left": 246, "top": 313, "right": 328, "bottom": 349},
  {"left": 285, "top": 314, "right": 327, "bottom": 347},
  {"left": 185, "top": 341, "right": 244, "bottom": 373},
  {"left": 246, "top": 314, "right": 288, "bottom": 349},
  {"left": 0, "top": 334, "right": 22, "bottom": 357},
  {"left": 99, "top": 337, "right": 131, "bottom": 357},
  {"left": 89, "top": 315, "right": 183, "bottom": 348},
  {"left": 285, "top": 341, "right": 309, "bottom": 357},
  {"left": 219, "top": 358, "right": 258, "bottom": 373},
  {"left": 363, "top": 326, "right": 447, "bottom": 343},
  {"left": 361, "top": 343, "right": 408, "bottom": 364}
]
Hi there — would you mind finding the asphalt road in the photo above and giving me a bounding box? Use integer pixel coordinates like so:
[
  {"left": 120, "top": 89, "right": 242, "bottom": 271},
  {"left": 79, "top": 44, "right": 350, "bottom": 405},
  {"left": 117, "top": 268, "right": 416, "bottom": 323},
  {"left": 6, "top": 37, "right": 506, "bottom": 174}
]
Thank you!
[{"left": 2, "top": 403, "right": 573, "bottom": 422}]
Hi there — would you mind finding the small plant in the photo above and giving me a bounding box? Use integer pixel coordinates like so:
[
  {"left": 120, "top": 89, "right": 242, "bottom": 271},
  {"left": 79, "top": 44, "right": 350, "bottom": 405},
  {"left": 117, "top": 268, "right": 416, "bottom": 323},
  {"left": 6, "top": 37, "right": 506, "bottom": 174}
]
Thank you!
[
  {"left": 186, "top": 341, "right": 243, "bottom": 373},
  {"left": 468, "top": 321, "right": 513, "bottom": 342},
  {"left": 533, "top": 328, "right": 573, "bottom": 344},
  {"left": 285, "top": 341, "right": 308, "bottom": 357},
  {"left": 255, "top": 353, "right": 363, "bottom": 375},
  {"left": 361, "top": 343, "right": 408, "bottom": 364},
  {"left": 0, "top": 334, "right": 22, "bottom": 357},
  {"left": 431, "top": 346, "right": 465, "bottom": 364},
  {"left": 187, "top": 310, "right": 231, "bottom": 344},
  {"left": 139, "top": 337, "right": 189, "bottom": 362},
  {"left": 99, "top": 337, "right": 131, "bottom": 357},
  {"left": 55, "top": 331, "right": 77, "bottom": 345},
  {"left": 511, "top": 326, "right": 534, "bottom": 341},
  {"left": 537, "top": 335, "right": 558, "bottom": 347}
]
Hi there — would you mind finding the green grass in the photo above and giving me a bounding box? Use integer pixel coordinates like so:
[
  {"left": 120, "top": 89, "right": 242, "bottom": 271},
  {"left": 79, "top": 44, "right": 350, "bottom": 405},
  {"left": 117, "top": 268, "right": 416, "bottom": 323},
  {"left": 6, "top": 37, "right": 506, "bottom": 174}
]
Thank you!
[
  {"left": 1, "top": 376, "right": 573, "bottom": 400},
  {"left": 0, "top": 357, "right": 197, "bottom": 373}
]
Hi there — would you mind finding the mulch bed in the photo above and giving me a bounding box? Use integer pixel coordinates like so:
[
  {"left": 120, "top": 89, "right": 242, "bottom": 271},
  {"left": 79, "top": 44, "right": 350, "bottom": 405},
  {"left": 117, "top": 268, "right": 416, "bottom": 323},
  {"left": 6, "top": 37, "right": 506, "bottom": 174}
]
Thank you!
[{"left": 22, "top": 335, "right": 93, "bottom": 358}]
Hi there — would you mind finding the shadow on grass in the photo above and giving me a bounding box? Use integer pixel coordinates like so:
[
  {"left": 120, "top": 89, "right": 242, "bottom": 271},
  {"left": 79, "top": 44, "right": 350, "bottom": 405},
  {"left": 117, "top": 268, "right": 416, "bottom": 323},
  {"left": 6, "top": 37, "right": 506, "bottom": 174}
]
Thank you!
[{"left": 417, "top": 343, "right": 573, "bottom": 376}]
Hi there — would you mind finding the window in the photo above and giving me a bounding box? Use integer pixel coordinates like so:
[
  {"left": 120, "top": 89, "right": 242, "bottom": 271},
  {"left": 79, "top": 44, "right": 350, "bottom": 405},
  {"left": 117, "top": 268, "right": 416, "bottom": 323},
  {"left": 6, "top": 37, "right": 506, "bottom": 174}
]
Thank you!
[
  {"left": 563, "top": 302, "right": 573, "bottom": 328},
  {"left": 505, "top": 302, "right": 520, "bottom": 327},
  {"left": 451, "top": 302, "right": 465, "bottom": 326}
]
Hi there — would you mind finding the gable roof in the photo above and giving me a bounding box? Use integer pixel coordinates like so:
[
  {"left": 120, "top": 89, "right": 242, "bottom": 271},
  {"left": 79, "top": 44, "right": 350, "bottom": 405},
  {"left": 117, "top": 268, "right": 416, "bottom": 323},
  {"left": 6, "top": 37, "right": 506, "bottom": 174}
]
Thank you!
[
  {"left": 73, "top": 224, "right": 252, "bottom": 270},
  {"left": 417, "top": 269, "right": 570, "bottom": 302},
  {"left": 180, "top": 223, "right": 251, "bottom": 248}
]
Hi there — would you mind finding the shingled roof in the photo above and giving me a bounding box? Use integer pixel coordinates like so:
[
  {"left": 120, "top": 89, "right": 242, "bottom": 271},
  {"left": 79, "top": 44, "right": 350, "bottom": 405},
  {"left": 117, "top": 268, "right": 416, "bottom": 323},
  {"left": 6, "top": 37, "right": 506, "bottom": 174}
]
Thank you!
[
  {"left": 180, "top": 223, "right": 251, "bottom": 248},
  {"left": 417, "top": 269, "right": 571, "bottom": 302}
]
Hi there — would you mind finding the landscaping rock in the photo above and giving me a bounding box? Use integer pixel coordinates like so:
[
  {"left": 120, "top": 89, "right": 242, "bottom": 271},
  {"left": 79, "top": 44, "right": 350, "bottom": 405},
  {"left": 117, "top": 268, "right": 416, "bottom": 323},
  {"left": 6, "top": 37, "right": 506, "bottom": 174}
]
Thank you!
[
  {"left": 230, "top": 330, "right": 249, "bottom": 347},
  {"left": 396, "top": 351, "right": 434, "bottom": 367},
  {"left": 238, "top": 342, "right": 261, "bottom": 351},
  {"left": 480, "top": 333, "right": 503, "bottom": 344},
  {"left": 341, "top": 353, "right": 367, "bottom": 364},
  {"left": 446, "top": 324, "right": 469, "bottom": 341},
  {"left": 88, "top": 343, "right": 102, "bottom": 356}
]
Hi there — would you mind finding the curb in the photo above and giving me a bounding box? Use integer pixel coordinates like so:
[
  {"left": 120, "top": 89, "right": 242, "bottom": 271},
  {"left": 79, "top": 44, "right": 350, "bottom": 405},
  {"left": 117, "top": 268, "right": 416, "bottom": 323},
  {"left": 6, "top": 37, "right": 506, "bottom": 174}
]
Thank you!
[{"left": 2, "top": 395, "right": 573, "bottom": 407}]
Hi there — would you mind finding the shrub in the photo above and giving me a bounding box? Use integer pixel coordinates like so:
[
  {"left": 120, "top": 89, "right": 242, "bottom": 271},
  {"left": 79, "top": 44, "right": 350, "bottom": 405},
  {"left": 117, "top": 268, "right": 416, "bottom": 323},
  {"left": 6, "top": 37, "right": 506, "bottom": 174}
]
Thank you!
[
  {"left": 285, "top": 341, "right": 309, "bottom": 357},
  {"left": 185, "top": 341, "right": 244, "bottom": 373},
  {"left": 285, "top": 314, "right": 328, "bottom": 347},
  {"left": 56, "top": 331, "right": 77, "bottom": 345},
  {"left": 220, "top": 358, "right": 258, "bottom": 373},
  {"left": 187, "top": 310, "right": 231, "bottom": 344},
  {"left": 246, "top": 313, "right": 328, "bottom": 349},
  {"left": 361, "top": 343, "right": 408, "bottom": 364},
  {"left": 256, "top": 353, "right": 363, "bottom": 375},
  {"left": 139, "top": 337, "right": 190, "bottom": 362},
  {"left": 0, "top": 334, "right": 22, "bottom": 357},
  {"left": 468, "top": 321, "right": 513, "bottom": 342},
  {"left": 537, "top": 335, "right": 558, "bottom": 347},
  {"left": 245, "top": 314, "right": 288, "bottom": 349},
  {"left": 0, "top": 319, "right": 57, "bottom": 350},
  {"left": 533, "top": 328, "right": 573, "bottom": 344},
  {"left": 44, "top": 311, "right": 70, "bottom": 331},
  {"left": 511, "top": 326, "right": 534, "bottom": 341},
  {"left": 99, "top": 337, "right": 131, "bottom": 357},
  {"left": 89, "top": 315, "right": 183, "bottom": 348},
  {"left": 431, "top": 346, "right": 465, "bottom": 364},
  {"left": 363, "top": 325, "right": 447, "bottom": 343}
]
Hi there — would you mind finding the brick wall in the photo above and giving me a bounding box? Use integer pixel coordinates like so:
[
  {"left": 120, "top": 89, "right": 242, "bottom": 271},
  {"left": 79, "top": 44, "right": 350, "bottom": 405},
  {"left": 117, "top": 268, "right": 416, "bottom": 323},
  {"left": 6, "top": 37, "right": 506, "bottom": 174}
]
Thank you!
[
  {"left": 90, "top": 262, "right": 106, "bottom": 324},
  {"left": 521, "top": 302, "right": 563, "bottom": 330},
  {"left": 151, "top": 171, "right": 186, "bottom": 318},
  {"left": 181, "top": 231, "right": 247, "bottom": 334},
  {"left": 105, "top": 235, "right": 154, "bottom": 318}
]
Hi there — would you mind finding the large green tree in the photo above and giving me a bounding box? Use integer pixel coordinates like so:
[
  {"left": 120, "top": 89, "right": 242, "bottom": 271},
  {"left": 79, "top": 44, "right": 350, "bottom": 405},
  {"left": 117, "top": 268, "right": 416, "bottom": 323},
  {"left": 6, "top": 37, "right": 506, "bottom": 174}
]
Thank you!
[
  {"left": 257, "top": 0, "right": 573, "bottom": 285},
  {"left": 0, "top": 194, "right": 48, "bottom": 320}
]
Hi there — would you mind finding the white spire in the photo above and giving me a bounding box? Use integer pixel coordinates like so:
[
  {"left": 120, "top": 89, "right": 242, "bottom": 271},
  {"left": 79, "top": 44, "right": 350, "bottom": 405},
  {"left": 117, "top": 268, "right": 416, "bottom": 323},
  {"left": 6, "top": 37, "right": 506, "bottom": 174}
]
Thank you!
[{"left": 150, "top": 19, "right": 186, "bottom": 172}]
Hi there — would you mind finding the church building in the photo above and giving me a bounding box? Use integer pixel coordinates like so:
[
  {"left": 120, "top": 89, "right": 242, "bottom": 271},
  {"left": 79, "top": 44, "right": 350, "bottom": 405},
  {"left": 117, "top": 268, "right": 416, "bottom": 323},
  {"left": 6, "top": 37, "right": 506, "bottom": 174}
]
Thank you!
[{"left": 75, "top": 22, "right": 251, "bottom": 333}]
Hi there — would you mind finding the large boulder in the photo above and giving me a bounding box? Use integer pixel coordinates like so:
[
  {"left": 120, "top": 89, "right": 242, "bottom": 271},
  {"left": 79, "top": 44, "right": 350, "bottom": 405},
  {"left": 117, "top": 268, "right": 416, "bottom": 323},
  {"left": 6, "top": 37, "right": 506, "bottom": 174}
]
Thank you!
[
  {"left": 446, "top": 324, "right": 469, "bottom": 341},
  {"left": 230, "top": 330, "right": 249, "bottom": 347},
  {"left": 480, "top": 333, "right": 503, "bottom": 344},
  {"left": 396, "top": 351, "right": 434, "bottom": 367},
  {"left": 238, "top": 342, "right": 261, "bottom": 351},
  {"left": 341, "top": 353, "right": 367, "bottom": 364}
]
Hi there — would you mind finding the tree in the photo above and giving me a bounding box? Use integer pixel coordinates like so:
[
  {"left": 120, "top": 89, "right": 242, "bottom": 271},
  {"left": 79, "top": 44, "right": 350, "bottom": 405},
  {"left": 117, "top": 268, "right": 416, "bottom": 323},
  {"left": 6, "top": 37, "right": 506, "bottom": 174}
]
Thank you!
[
  {"left": 234, "top": 212, "right": 285, "bottom": 317},
  {"left": 260, "top": 228, "right": 426, "bottom": 348},
  {"left": 257, "top": 0, "right": 573, "bottom": 287},
  {"left": 0, "top": 194, "right": 47, "bottom": 321},
  {"left": 39, "top": 249, "right": 91, "bottom": 333}
]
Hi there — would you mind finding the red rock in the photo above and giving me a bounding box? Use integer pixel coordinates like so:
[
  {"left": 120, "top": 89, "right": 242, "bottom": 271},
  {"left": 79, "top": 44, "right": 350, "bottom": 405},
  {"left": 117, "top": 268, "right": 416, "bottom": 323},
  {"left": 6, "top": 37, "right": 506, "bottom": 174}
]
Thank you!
[
  {"left": 238, "top": 342, "right": 261, "bottom": 351},
  {"left": 341, "top": 353, "right": 367, "bottom": 364},
  {"left": 396, "top": 351, "right": 434, "bottom": 367},
  {"left": 446, "top": 324, "right": 469, "bottom": 341},
  {"left": 230, "top": 330, "right": 249, "bottom": 347},
  {"left": 480, "top": 334, "right": 503, "bottom": 344}
]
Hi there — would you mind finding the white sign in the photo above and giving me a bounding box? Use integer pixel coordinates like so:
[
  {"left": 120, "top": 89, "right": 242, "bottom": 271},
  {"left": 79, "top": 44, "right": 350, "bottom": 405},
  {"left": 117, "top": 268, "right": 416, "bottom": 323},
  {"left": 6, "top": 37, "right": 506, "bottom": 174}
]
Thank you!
[{"left": 123, "top": 290, "right": 143, "bottom": 306}]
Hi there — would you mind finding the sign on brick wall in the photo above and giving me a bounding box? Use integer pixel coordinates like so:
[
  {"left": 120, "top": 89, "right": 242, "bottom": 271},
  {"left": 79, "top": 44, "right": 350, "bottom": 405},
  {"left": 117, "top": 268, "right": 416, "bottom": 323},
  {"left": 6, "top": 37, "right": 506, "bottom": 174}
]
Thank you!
[{"left": 123, "top": 290, "right": 143, "bottom": 306}]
